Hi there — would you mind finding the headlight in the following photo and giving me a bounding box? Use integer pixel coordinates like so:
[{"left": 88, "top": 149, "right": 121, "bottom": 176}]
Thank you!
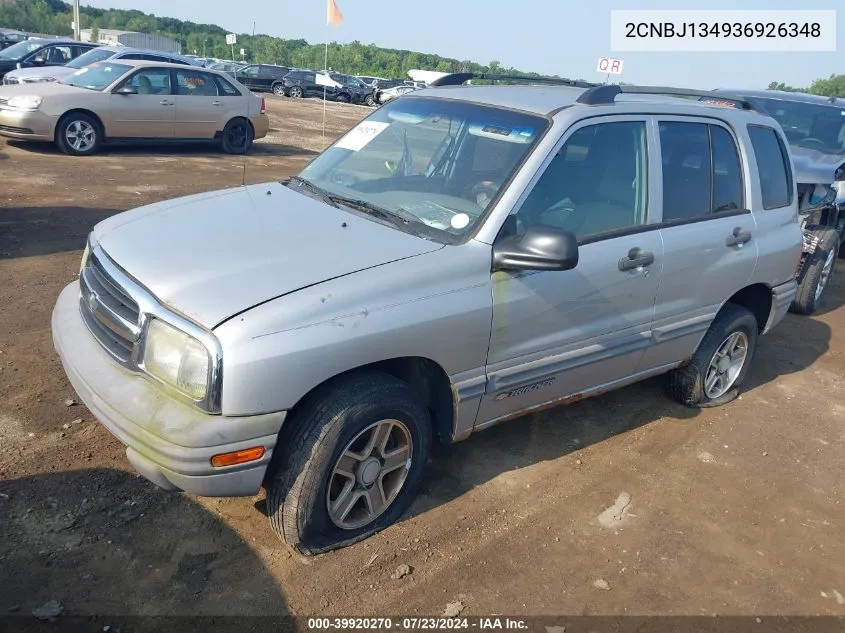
[
  {"left": 143, "top": 318, "right": 210, "bottom": 401},
  {"left": 79, "top": 242, "right": 90, "bottom": 274},
  {"left": 6, "top": 95, "right": 43, "bottom": 110}
]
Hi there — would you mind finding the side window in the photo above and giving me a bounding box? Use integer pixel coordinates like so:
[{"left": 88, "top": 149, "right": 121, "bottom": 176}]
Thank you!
[
  {"left": 304, "top": 72, "right": 316, "bottom": 83},
  {"left": 214, "top": 75, "right": 241, "bottom": 96},
  {"left": 144, "top": 54, "right": 170, "bottom": 63},
  {"left": 748, "top": 125, "right": 793, "bottom": 210},
  {"left": 659, "top": 122, "right": 712, "bottom": 222},
  {"left": 119, "top": 53, "right": 147, "bottom": 60},
  {"left": 39, "top": 45, "right": 71, "bottom": 64},
  {"left": 119, "top": 68, "right": 172, "bottom": 95},
  {"left": 512, "top": 121, "right": 649, "bottom": 242},
  {"left": 711, "top": 126, "right": 744, "bottom": 212},
  {"left": 175, "top": 69, "right": 219, "bottom": 96},
  {"left": 69, "top": 45, "right": 92, "bottom": 59},
  {"left": 241, "top": 65, "right": 259, "bottom": 77}
]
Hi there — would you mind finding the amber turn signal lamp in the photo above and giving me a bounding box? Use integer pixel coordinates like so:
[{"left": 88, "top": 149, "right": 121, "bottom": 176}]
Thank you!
[{"left": 210, "top": 446, "right": 265, "bottom": 467}]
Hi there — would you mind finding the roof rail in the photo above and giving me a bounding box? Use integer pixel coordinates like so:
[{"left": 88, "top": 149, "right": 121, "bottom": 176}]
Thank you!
[
  {"left": 575, "top": 84, "right": 757, "bottom": 111},
  {"left": 428, "top": 72, "right": 599, "bottom": 88}
]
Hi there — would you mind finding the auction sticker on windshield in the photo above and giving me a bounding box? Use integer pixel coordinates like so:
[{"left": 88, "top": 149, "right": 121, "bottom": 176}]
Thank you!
[{"left": 335, "top": 121, "right": 390, "bottom": 151}]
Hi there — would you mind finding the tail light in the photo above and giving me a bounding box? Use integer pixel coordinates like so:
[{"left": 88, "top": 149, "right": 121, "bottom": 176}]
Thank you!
[{"left": 260, "top": 97, "right": 266, "bottom": 114}]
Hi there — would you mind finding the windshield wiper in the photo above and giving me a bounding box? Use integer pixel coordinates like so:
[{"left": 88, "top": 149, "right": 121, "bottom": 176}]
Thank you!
[
  {"left": 285, "top": 176, "right": 340, "bottom": 208},
  {"left": 328, "top": 195, "right": 427, "bottom": 236}
]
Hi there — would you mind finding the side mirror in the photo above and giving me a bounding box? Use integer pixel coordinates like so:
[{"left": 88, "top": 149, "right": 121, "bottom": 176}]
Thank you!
[
  {"left": 493, "top": 225, "right": 579, "bottom": 272},
  {"left": 114, "top": 86, "right": 137, "bottom": 95},
  {"left": 31, "top": 56, "right": 46, "bottom": 66}
]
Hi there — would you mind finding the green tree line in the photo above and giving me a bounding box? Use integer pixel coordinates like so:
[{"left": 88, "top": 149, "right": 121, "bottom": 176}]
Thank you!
[
  {"left": 0, "top": 0, "right": 548, "bottom": 80},
  {"left": 768, "top": 75, "right": 845, "bottom": 97}
]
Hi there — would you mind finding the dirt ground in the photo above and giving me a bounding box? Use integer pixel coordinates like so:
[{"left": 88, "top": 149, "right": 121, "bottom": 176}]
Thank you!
[{"left": 1, "top": 95, "right": 844, "bottom": 625}]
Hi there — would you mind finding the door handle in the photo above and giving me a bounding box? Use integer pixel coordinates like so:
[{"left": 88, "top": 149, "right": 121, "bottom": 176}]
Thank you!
[
  {"left": 726, "top": 226, "right": 752, "bottom": 247},
  {"left": 212, "top": 100, "right": 224, "bottom": 106},
  {"left": 159, "top": 99, "right": 173, "bottom": 106},
  {"left": 618, "top": 247, "right": 655, "bottom": 271}
]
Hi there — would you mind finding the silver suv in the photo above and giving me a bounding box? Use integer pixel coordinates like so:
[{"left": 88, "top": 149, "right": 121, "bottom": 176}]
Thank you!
[{"left": 52, "top": 78, "right": 802, "bottom": 554}]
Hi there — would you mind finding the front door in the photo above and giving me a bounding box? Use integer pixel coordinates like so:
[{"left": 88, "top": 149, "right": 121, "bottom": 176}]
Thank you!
[
  {"left": 477, "top": 117, "right": 664, "bottom": 425},
  {"left": 640, "top": 118, "right": 759, "bottom": 370},
  {"left": 107, "top": 67, "right": 175, "bottom": 138}
]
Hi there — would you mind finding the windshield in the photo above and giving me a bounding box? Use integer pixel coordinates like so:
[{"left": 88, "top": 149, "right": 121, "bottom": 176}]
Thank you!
[
  {"left": 297, "top": 97, "right": 547, "bottom": 241},
  {"left": 67, "top": 48, "right": 116, "bottom": 69},
  {"left": 754, "top": 97, "right": 845, "bottom": 154},
  {"left": 0, "top": 40, "right": 45, "bottom": 60},
  {"left": 60, "top": 61, "right": 131, "bottom": 90}
]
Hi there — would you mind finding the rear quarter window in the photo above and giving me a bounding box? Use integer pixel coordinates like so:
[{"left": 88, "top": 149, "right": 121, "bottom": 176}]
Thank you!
[{"left": 748, "top": 125, "right": 793, "bottom": 210}]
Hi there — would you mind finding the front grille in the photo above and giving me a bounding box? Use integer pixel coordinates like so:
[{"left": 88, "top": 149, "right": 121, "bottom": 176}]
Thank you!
[{"left": 79, "top": 251, "right": 140, "bottom": 362}]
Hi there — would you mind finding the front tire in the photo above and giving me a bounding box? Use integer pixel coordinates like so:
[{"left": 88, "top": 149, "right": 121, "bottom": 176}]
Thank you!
[
  {"left": 56, "top": 112, "right": 102, "bottom": 156},
  {"left": 272, "top": 83, "right": 286, "bottom": 96},
  {"left": 288, "top": 85, "right": 303, "bottom": 98},
  {"left": 265, "top": 372, "right": 432, "bottom": 555},
  {"left": 667, "top": 303, "right": 758, "bottom": 408},
  {"left": 364, "top": 93, "right": 376, "bottom": 107},
  {"left": 790, "top": 228, "right": 839, "bottom": 315},
  {"left": 220, "top": 117, "right": 253, "bottom": 155}
]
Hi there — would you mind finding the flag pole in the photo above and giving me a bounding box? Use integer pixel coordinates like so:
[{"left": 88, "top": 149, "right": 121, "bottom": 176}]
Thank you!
[{"left": 322, "top": 29, "right": 328, "bottom": 141}]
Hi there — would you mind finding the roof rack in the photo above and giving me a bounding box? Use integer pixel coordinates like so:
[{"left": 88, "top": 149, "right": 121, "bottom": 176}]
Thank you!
[
  {"left": 428, "top": 72, "right": 599, "bottom": 88},
  {"left": 575, "top": 85, "right": 757, "bottom": 111}
]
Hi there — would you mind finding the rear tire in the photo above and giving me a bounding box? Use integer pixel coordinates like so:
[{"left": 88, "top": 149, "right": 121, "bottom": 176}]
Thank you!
[
  {"left": 56, "top": 112, "right": 102, "bottom": 156},
  {"left": 790, "top": 228, "right": 839, "bottom": 315},
  {"left": 265, "top": 372, "right": 432, "bottom": 555},
  {"left": 667, "top": 303, "right": 758, "bottom": 408},
  {"left": 336, "top": 93, "right": 351, "bottom": 103},
  {"left": 288, "top": 86, "right": 303, "bottom": 98},
  {"left": 364, "top": 94, "right": 376, "bottom": 107},
  {"left": 220, "top": 117, "right": 253, "bottom": 155}
]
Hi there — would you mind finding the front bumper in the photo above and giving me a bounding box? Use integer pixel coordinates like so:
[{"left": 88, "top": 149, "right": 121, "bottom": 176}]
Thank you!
[
  {"left": 0, "top": 106, "right": 57, "bottom": 141},
  {"left": 52, "top": 282, "right": 286, "bottom": 496}
]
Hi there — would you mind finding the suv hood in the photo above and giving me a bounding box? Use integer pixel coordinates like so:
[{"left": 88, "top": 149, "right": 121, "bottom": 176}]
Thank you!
[
  {"left": 91, "top": 182, "right": 444, "bottom": 329},
  {"left": 789, "top": 145, "right": 845, "bottom": 185}
]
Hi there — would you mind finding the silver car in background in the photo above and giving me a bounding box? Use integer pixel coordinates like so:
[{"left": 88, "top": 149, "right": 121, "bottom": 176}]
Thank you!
[{"left": 2, "top": 46, "right": 201, "bottom": 85}]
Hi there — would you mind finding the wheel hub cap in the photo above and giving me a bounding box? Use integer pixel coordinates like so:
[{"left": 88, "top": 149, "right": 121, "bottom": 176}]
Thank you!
[{"left": 358, "top": 458, "right": 381, "bottom": 486}]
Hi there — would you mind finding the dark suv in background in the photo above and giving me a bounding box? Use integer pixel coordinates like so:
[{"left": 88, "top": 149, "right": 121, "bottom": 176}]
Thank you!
[
  {"left": 0, "top": 38, "right": 99, "bottom": 81},
  {"left": 233, "top": 64, "right": 291, "bottom": 94},
  {"left": 281, "top": 70, "right": 374, "bottom": 104}
]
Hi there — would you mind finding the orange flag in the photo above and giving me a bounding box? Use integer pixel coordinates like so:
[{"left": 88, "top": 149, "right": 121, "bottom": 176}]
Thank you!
[{"left": 327, "top": 0, "right": 344, "bottom": 25}]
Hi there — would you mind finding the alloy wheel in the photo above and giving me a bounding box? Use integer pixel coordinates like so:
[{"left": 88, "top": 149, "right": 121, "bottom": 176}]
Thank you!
[
  {"left": 65, "top": 120, "right": 96, "bottom": 153},
  {"left": 704, "top": 331, "right": 749, "bottom": 399},
  {"left": 326, "top": 419, "right": 413, "bottom": 530}
]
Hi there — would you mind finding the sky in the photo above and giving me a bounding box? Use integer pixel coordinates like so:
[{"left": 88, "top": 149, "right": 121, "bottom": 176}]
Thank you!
[{"left": 81, "top": 0, "right": 843, "bottom": 89}]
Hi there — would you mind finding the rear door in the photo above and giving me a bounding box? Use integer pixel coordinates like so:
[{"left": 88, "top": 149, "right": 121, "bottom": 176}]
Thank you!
[
  {"left": 107, "top": 67, "right": 175, "bottom": 138},
  {"left": 640, "top": 117, "right": 758, "bottom": 370},
  {"left": 173, "top": 68, "right": 227, "bottom": 138}
]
